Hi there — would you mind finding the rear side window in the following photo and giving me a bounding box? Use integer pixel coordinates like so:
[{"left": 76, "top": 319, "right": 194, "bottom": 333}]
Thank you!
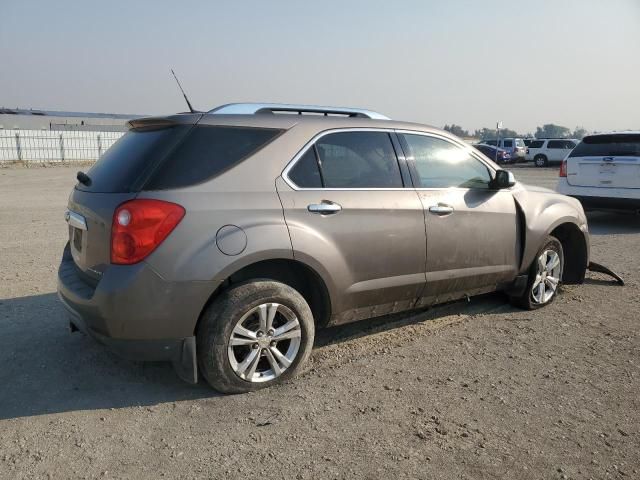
[
  {"left": 145, "top": 126, "right": 282, "bottom": 190},
  {"left": 78, "top": 126, "right": 190, "bottom": 193},
  {"left": 569, "top": 134, "right": 640, "bottom": 158},
  {"left": 529, "top": 140, "right": 545, "bottom": 148},
  {"left": 547, "top": 140, "right": 565, "bottom": 149},
  {"left": 288, "top": 148, "right": 322, "bottom": 188},
  {"left": 314, "top": 132, "right": 403, "bottom": 188},
  {"left": 503, "top": 139, "right": 513, "bottom": 148}
]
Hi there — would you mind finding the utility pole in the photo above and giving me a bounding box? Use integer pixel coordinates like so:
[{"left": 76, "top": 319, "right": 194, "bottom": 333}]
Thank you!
[{"left": 495, "top": 121, "right": 502, "bottom": 163}]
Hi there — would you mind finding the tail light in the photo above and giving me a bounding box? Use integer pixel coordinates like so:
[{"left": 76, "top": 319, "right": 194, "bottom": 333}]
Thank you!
[
  {"left": 111, "top": 199, "right": 185, "bottom": 265},
  {"left": 559, "top": 159, "right": 567, "bottom": 177}
]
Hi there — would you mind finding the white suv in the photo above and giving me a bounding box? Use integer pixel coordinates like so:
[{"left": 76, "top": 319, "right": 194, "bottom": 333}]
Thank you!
[
  {"left": 557, "top": 132, "right": 640, "bottom": 211},
  {"left": 526, "top": 139, "right": 578, "bottom": 167}
]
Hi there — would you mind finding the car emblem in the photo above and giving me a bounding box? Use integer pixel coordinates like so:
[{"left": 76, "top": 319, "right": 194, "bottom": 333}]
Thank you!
[{"left": 603, "top": 156, "right": 614, "bottom": 162}]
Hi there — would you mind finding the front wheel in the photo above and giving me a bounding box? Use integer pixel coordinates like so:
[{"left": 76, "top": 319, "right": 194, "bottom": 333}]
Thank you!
[
  {"left": 534, "top": 155, "right": 548, "bottom": 167},
  {"left": 197, "top": 280, "right": 315, "bottom": 393},
  {"left": 510, "top": 236, "right": 564, "bottom": 310}
]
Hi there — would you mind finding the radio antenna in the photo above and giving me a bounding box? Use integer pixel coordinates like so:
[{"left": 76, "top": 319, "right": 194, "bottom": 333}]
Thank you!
[{"left": 171, "top": 69, "right": 197, "bottom": 113}]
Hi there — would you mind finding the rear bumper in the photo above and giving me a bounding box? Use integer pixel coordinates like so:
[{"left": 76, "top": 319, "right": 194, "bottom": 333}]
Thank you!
[
  {"left": 556, "top": 181, "right": 640, "bottom": 211},
  {"left": 57, "top": 243, "right": 215, "bottom": 381}
]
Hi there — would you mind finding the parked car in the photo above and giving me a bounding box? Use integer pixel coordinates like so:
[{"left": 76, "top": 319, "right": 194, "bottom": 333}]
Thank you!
[
  {"left": 473, "top": 144, "right": 512, "bottom": 164},
  {"left": 58, "top": 103, "right": 590, "bottom": 393},
  {"left": 557, "top": 132, "right": 640, "bottom": 211},
  {"left": 526, "top": 139, "right": 578, "bottom": 167},
  {"left": 483, "top": 138, "right": 527, "bottom": 162}
]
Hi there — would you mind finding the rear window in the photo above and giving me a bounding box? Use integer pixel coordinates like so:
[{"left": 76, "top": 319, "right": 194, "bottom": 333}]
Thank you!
[
  {"left": 529, "top": 140, "right": 545, "bottom": 148},
  {"left": 145, "top": 125, "right": 282, "bottom": 190},
  {"left": 569, "top": 134, "right": 640, "bottom": 158},
  {"left": 77, "top": 126, "right": 190, "bottom": 193}
]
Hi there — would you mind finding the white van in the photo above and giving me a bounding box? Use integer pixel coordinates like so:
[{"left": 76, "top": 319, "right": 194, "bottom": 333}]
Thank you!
[{"left": 557, "top": 132, "right": 640, "bottom": 211}]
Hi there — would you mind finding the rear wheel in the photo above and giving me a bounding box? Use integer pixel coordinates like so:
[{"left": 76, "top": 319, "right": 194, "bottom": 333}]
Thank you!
[
  {"left": 534, "top": 154, "right": 548, "bottom": 167},
  {"left": 197, "top": 280, "right": 315, "bottom": 393},
  {"left": 510, "top": 236, "right": 564, "bottom": 310}
]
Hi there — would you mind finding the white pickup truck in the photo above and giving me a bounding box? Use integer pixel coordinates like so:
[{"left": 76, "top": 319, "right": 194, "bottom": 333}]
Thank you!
[{"left": 557, "top": 132, "right": 640, "bottom": 212}]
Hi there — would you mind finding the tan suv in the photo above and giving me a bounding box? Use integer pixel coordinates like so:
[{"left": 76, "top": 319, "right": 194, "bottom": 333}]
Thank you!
[{"left": 58, "top": 103, "right": 590, "bottom": 393}]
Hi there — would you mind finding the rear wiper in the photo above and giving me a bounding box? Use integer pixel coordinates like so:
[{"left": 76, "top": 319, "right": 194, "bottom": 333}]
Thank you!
[{"left": 76, "top": 171, "right": 92, "bottom": 187}]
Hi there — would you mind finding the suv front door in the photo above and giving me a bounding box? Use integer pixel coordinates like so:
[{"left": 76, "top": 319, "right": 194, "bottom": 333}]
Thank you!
[
  {"left": 399, "top": 132, "right": 519, "bottom": 306},
  {"left": 277, "top": 130, "right": 427, "bottom": 324}
]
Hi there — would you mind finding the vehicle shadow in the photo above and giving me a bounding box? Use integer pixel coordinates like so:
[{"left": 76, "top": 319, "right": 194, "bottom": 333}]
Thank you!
[
  {"left": 587, "top": 211, "right": 640, "bottom": 235},
  {"left": 0, "top": 291, "right": 517, "bottom": 420}
]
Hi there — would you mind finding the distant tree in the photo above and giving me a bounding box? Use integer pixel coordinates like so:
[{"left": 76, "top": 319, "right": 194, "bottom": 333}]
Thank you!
[
  {"left": 535, "top": 124, "right": 571, "bottom": 139},
  {"left": 572, "top": 126, "right": 588, "bottom": 139},
  {"left": 443, "top": 124, "right": 470, "bottom": 137},
  {"left": 473, "top": 127, "right": 520, "bottom": 140}
]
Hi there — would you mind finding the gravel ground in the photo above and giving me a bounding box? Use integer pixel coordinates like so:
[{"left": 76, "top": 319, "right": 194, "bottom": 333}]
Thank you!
[{"left": 0, "top": 165, "right": 638, "bottom": 480}]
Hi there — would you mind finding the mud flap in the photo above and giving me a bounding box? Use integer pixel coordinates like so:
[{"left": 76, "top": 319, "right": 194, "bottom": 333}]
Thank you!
[
  {"left": 588, "top": 262, "right": 625, "bottom": 286},
  {"left": 172, "top": 336, "right": 198, "bottom": 384}
]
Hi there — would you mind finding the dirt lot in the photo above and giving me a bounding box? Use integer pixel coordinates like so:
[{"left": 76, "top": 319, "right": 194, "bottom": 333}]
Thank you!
[{"left": 1, "top": 165, "right": 638, "bottom": 479}]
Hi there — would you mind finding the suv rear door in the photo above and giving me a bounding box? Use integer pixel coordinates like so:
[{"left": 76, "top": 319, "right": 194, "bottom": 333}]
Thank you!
[
  {"left": 399, "top": 132, "right": 519, "bottom": 305},
  {"left": 277, "top": 130, "right": 426, "bottom": 324},
  {"left": 567, "top": 134, "right": 640, "bottom": 188}
]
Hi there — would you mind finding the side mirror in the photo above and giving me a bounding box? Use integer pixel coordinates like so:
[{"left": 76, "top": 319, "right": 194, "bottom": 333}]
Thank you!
[{"left": 490, "top": 169, "right": 516, "bottom": 189}]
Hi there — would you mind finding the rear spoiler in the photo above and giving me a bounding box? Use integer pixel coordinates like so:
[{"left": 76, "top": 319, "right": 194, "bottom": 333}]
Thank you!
[{"left": 127, "top": 113, "right": 203, "bottom": 131}]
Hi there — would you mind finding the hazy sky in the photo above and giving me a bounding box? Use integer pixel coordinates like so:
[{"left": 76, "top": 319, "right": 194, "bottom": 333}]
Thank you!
[{"left": 2, "top": 0, "right": 639, "bottom": 133}]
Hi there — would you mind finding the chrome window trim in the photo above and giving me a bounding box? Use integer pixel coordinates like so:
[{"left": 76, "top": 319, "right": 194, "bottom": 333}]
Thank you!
[
  {"left": 209, "top": 103, "right": 390, "bottom": 120},
  {"left": 281, "top": 128, "right": 409, "bottom": 191}
]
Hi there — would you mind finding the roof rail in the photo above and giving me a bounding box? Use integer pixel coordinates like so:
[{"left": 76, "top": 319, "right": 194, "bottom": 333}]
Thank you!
[{"left": 208, "top": 103, "right": 390, "bottom": 120}]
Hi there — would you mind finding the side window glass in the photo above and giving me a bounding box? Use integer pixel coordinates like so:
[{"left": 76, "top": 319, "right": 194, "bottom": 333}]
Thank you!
[
  {"left": 403, "top": 134, "right": 492, "bottom": 189},
  {"left": 315, "top": 132, "right": 403, "bottom": 188},
  {"left": 288, "top": 148, "right": 322, "bottom": 188},
  {"left": 547, "top": 140, "right": 563, "bottom": 149}
]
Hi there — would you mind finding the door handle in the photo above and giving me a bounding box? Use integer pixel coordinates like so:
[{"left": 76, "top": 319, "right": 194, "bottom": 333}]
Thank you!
[
  {"left": 308, "top": 201, "right": 342, "bottom": 215},
  {"left": 428, "top": 204, "right": 454, "bottom": 215}
]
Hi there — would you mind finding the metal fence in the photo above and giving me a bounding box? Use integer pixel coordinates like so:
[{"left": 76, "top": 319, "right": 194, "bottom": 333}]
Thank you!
[{"left": 0, "top": 129, "right": 124, "bottom": 164}]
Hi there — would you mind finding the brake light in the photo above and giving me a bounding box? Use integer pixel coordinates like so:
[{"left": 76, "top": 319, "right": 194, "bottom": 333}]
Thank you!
[
  {"left": 111, "top": 199, "right": 185, "bottom": 265},
  {"left": 559, "top": 159, "right": 567, "bottom": 177}
]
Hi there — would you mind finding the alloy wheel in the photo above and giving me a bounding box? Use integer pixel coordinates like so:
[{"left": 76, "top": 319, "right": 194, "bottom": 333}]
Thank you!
[
  {"left": 227, "top": 303, "right": 302, "bottom": 383},
  {"left": 531, "top": 250, "right": 562, "bottom": 304}
]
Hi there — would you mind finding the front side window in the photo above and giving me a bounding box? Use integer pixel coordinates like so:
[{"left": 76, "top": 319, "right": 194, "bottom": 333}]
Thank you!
[
  {"left": 403, "top": 134, "right": 492, "bottom": 189},
  {"left": 314, "top": 132, "right": 403, "bottom": 188},
  {"left": 503, "top": 139, "right": 514, "bottom": 148}
]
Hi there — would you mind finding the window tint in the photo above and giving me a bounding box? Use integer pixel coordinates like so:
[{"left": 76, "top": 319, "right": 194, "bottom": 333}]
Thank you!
[
  {"left": 78, "top": 126, "right": 191, "bottom": 193},
  {"left": 145, "top": 126, "right": 282, "bottom": 190},
  {"left": 288, "top": 148, "right": 322, "bottom": 188},
  {"left": 485, "top": 139, "right": 497, "bottom": 146},
  {"left": 529, "top": 140, "right": 545, "bottom": 148},
  {"left": 547, "top": 140, "right": 565, "bottom": 149},
  {"left": 503, "top": 139, "right": 513, "bottom": 148},
  {"left": 569, "top": 134, "right": 640, "bottom": 158},
  {"left": 315, "top": 132, "right": 402, "bottom": 188},
  {"left": 403, "top": 134, "right": 492, "bottom": 189}
]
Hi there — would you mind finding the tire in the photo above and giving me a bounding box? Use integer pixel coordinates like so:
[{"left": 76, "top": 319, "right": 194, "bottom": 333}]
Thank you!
[
  {"left": 197, "top": 280, "right": 315, "bottom": 394},
  {"left": 510, "top": 236, "right": 564, "bottom": 310},
  {"left": 534, "top": 155, "right": 548, "bottom": 167}
]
